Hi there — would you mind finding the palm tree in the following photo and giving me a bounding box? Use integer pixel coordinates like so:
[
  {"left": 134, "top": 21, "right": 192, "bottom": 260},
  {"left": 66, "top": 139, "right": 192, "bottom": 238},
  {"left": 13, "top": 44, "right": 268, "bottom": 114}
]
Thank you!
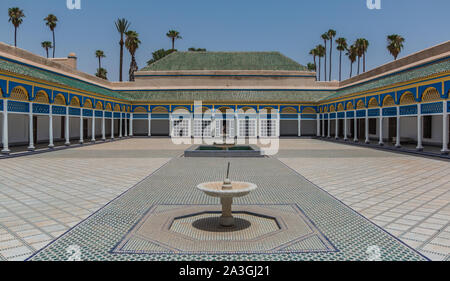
[
  {"left": 8, "top": 7, "right": 25, "bottom": 47},
  {"left": 336, "top": 37, "right": 348, "bottom": 81},
  {"left": 125, "top": 30, "right": 141, "bottom": 81},
  {"left": 387, "top": 34, "right": 405, "bottom": 60},
  {"left": 115, "top": 18, "right": 131, "bottom": 82},
  {"left": 327, "top": 29, "right": 336, "bottom": 81},
  {"left": 95, "top": 50, "right": 106, "bottom": 69},
  {"left": 44, "top": 14, "right": 58, "bottom": 58},
  {"left": 321, "top": 33, "right": 329, "bottom": 81},
  {"left": 356, "top": 38, "right": 369, "bottom": 73},
  {"left": 41, "top": 41, "right": 52, "bottom": 58},
  {"left": 166, "top": 30, "right": 182, "bottom": 50},
  {"left": 309, "top": 48, "right": 318, "bottom": 80},
  {"left": 316, "top": 45, "right": 326, "bottom": 81},
  {"left": 96, "top": 68, "right": 108, "bottom": 80},
  {"left": 346, "top": 44, "right": 358, "bottom": 78},
  {"left": 307, "top": 63, "right": 316, "bottom": 72}
]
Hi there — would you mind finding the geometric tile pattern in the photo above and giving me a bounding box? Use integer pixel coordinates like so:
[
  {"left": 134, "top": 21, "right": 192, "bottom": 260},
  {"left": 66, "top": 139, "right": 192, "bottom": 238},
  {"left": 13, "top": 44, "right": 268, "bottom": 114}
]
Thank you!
[
  {"left": 278, "top": 139, "right": 450, "bottom": 261},
  {"left": 0, "top": 138, "right": 188, "bottom": 261},
  {"left": 29, "top": 157, "right": 427, "bottom": 261},
  {"left": 113, "top": 204, "right": 336, "bottom": 254}
]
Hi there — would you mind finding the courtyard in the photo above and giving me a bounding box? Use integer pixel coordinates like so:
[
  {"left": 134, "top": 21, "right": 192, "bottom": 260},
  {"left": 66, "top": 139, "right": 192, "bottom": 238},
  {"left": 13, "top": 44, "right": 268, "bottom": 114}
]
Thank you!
[{"left": 0, "top": 138, "right": 448, "bottom": 261}]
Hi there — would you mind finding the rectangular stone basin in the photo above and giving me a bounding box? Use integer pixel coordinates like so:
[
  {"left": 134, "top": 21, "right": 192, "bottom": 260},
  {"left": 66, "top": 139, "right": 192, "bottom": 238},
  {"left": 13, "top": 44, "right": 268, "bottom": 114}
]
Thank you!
[{"left": 184, "top": 145, "right": 264, "bottom": 157}]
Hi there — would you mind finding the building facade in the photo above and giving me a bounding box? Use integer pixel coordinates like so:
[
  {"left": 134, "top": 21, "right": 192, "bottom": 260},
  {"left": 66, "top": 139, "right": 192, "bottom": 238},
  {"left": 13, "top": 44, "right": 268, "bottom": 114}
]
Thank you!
[{"left": 0, "top": 41, "right": 449, "bottom": 154}]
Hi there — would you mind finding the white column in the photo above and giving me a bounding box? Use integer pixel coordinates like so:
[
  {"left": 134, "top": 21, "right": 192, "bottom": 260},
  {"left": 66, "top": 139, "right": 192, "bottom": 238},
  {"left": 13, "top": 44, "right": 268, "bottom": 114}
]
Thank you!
[
  {"left": 1, "top": 100, "right": 9, "bottom": 154},
  {"left": 111, "top": 113, "right": 114, "bottom": 140},
  {"left": 416, "top": 104, "right": 423, "bottom": 151},
  {"left": 353, "top": 111, "right": 358, "bottom": 142},
  {"left": 124, "top": 113, "right": 128, "bottom": 137},
  {"left": 65, "top": 107, "right": 70, "bottom": 146},
  {"left": 79, "top": 109, "right": 84, "bottom": 144},
  {"left": 344, "top": 113, "right": 348, "bottom": 141},
  {"left": 365, "top": 109, "right": 369, "bottom": 144},
  {"left": 28, "top": 102, "right": 35, "bottom": 151},
  {"left": 101, "top": 111, "right": 106, "bottom": 141},
  {"left": 91, "top": 112, "right": 95, "bottom": 142},
  {"left": 235, "top": 113, "right": 239, "bottom": 138},
  {"left": 129, "top": 113, "right": 133, "bottom": 136},
  {"left": 148, "top": 113, "right": 152, "bottom": 137},
  {"left": 298, "top": 114, "right": 301, "bottom": 137},
  {"left": 119, "top": 112, "right": 123, "bottom": 138},
  {"left": 256, "top": 111, "right": 260, "bottom": 138},
  {"left": 442, "top": 101, "right": 449, "bottom": 154},
  {"left": 322, "top": 116, "right": 325, "bottom": 137},
  {"left": 379, "top": 116, "right": 384, "bottom": 146},
  {"left": 396, "top": 106, "right": 401, "bottom": 148},
  {"left": 335, "top": 116, "right": 339, "bottom": 139},
  {"left": 316, "top": 114, "right": 320, "bottom": 137},
  {"left": 276, "top": 110, "right": 280, "bottom": 137},
  {"left": 327, "top": 114, "right": 330, "bottom": 138},
  {"left": 48, "top": 105, "right": 54, "bottom": 148}
]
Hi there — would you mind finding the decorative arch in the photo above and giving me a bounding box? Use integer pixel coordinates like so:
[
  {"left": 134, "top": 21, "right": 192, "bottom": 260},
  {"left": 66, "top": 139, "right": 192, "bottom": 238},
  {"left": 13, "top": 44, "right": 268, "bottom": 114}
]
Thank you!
[
  {"left": 95, "top": 101, "right": 103, "bottom": 110},
  {"left": 399, "top": 92, "right": 416, "bottom": 105},
  {"left": 281, "top": 107, "right": 297, "bottom": 114},
  {"left": 302, "top": 107, "right": 316, "bottom": 114},
  {"left": 152, "top": 106, "right": 169, "bottom": 113},
  {"left": 356, "top": 100, "right": 365, "bottom": 109},
  {"left": 382, "top": 95, "right": 395, "bottom": 107},
  {"left": 216, "top": 106, "right": 234, "bottom": 114},
  {"left": 421, "top": 87, "right": 440, "bottom": 102},
  {"left": 329, "top": 105, "right": 336, "bottom": 112},
  {"left": 134, "top": 106, "right": 147, "bottom": 113},
  {"left": 256, "top": 106, "right": 273, "bottom": 114},
  {"left": 105, "top": 103, "right": 113, "bottom": 111},
  {"left": 337, "top": 104, "right": 344, "bottom": 112},
  {"left": 34, "top": 91, "right": 50, "bottom": 104},
  {"left": 172, "top": 106, "right": 190, "bottom": 112},
  {"left": 114, "top": 104, "right": 121, "bottom": 112},
  {"left": 53, "top": 94, "right": 66, "bottom": 105},
  {"left": 367, "top": 98, "right": 379, "bottom": 108},
  {"left": 346, "top": 101, "right": 354, "bottom": 110},
  {"left": 323, "top": 106, "right": 328, "bottom": 113},
  {"left": 83, "top": 99, "right": 93, "bottom": 109},
  {"left": 10, "top": 86, "right": 29, "bottom": 101},
  {"left": 70, "top": 96, "right": 81, "bottom": 107}
]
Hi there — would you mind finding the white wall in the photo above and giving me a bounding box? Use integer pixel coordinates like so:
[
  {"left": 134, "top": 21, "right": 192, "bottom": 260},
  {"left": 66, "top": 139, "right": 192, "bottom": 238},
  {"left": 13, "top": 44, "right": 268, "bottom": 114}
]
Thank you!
[
  {"left": 133, "top": 120, "right": 148, "bottom": 136},
  {"left": 69, "top": 117, "right": 80, "bottom": 140},
  {"left": 9, "top": 114, "right": 28, "bottom": 145},
  {"left": 301, "top": 120, "right": 316, "bottom": 136}
]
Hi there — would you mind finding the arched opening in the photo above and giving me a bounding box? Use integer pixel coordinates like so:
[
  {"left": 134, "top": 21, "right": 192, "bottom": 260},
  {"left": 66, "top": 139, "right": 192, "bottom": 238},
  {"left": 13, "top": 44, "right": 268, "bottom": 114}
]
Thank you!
[
  {"left": 280, "top": 107, "right": 298, "bottom": 137},
  {"left": 151, "top": 106, "right": 170, "bottom": 136}
]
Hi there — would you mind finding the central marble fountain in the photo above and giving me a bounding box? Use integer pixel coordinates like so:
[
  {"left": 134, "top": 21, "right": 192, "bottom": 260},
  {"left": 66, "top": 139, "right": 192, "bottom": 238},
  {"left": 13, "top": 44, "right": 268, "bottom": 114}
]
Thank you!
[{"left": 196, "top": 163, "right": 257, "bottom": 227}]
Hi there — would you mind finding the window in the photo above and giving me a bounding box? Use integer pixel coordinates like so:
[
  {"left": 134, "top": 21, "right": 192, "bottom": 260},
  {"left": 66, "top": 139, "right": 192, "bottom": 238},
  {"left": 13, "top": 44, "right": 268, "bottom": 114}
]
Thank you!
[{"left": 423, "top": 116, "right": 432, "bottom": 139}]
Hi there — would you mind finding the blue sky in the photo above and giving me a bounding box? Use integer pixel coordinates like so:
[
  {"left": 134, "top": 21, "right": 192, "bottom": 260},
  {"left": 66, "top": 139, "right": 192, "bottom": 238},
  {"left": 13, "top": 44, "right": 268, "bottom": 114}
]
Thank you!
[{"left": 0, "top": 0, "right": 449, "bottom": 81}]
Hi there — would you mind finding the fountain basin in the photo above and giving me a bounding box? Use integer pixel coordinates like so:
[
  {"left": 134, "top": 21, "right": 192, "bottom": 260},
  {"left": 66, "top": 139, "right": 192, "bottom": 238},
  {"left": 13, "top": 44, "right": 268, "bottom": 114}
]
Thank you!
[
  {"left": 185, "top": 145, "right": 263, "bottom": 157},
  {"left": 197, "top": 181, "right": 257, "bottom": 227}
]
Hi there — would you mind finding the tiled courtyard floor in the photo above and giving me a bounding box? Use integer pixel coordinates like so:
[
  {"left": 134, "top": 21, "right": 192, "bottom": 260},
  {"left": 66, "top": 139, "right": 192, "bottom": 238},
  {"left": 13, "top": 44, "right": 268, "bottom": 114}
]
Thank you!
[
  {"left": 0, "top": 138, "right": 189, "bottom": 261},
  {"left": 277, "top": 139, "right": 450, "bottom": 261},
  {"left": 0, "top": 138, "right": 448, "bottom": 260}
]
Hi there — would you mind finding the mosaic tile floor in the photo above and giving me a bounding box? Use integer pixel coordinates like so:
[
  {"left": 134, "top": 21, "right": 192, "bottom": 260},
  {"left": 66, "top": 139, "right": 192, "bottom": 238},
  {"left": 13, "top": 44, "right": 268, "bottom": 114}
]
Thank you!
[
  {"left": 29, "top": 157, "right": 427, "bottom": 261},
  {"left": 277, "top": 139, "right": 450, "bottom": 261}
]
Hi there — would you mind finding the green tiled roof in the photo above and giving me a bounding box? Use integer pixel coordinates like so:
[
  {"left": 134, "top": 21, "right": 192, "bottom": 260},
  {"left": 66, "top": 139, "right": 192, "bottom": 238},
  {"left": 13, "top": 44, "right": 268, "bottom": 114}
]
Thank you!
[
  {"left": 117, "top": 89, "right": 335, "bottom": 102},
  {"left": 322, "top": 59, "right": 450, "bottom": 101},
  {"left": 141, "top": 51, "right": 308, "bottom": 71},
  {"left": 0, "top": 58, "right": 122, "bottom": 99}
]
